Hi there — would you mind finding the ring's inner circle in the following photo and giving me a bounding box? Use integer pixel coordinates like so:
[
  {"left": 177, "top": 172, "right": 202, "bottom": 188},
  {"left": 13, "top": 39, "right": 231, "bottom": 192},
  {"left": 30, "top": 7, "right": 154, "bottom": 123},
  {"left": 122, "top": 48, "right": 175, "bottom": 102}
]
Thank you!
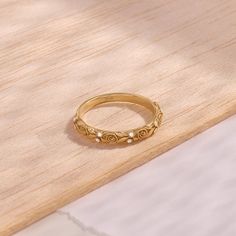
[{"left": 78, "top": 94, "right": 155, "bottom": 131}]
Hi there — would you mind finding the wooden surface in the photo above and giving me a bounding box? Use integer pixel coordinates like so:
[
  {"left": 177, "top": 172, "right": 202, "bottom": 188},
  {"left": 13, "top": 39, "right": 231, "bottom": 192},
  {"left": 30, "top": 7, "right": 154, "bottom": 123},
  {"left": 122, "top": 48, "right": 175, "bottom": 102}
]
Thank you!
[{"left": 0, "top": 0, "right": 235, "bottom": 235}]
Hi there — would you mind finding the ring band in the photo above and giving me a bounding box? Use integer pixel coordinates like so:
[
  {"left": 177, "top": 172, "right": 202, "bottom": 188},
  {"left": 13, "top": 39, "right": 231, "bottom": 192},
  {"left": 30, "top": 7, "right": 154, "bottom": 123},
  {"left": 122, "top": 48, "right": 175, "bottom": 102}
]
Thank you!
[{"left": 73, "top": 93, "right": 163, "bottom": 145}]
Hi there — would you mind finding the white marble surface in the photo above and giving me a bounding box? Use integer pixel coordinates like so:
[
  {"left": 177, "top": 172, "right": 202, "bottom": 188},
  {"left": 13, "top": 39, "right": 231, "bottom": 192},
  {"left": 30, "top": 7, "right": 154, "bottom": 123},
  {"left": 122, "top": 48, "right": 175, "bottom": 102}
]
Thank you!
[{"left": 16, "top": 116, "right": 236, "bottom": 236}]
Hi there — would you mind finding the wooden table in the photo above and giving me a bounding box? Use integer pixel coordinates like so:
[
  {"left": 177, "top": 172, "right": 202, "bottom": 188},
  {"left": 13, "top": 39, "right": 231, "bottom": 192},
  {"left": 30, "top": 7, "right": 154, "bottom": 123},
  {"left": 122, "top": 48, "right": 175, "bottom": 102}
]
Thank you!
[{"left": 0, "top": 0, "right": 235, "bottom": 235}]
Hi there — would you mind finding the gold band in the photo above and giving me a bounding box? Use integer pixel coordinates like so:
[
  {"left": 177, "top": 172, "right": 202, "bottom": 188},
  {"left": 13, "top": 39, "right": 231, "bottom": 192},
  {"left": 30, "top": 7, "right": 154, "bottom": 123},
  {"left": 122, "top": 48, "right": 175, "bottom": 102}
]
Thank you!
[{"left": 73, "top": 93, "right": 163, "bottom": 145}]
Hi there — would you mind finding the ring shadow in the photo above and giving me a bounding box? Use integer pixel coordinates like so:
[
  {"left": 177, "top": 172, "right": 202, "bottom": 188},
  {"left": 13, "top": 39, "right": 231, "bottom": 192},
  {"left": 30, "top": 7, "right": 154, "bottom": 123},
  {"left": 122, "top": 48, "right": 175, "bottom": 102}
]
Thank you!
[{"left": 64, "top": 102, "right": 153, "bottom": 150}]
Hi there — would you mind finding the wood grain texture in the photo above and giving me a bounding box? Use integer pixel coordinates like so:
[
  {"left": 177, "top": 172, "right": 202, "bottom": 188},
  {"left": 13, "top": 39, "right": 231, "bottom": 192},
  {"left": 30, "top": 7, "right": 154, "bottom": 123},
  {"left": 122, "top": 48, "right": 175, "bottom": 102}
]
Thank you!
[{"left": 0, "top": 0, "right": 235, "bottom": 235}]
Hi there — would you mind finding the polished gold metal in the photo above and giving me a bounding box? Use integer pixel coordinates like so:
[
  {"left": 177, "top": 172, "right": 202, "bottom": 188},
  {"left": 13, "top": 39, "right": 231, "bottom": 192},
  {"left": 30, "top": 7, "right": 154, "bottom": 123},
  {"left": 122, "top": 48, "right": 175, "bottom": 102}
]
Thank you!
[{"left": 73, "top": 93, "right": 163, "bottom": 145}]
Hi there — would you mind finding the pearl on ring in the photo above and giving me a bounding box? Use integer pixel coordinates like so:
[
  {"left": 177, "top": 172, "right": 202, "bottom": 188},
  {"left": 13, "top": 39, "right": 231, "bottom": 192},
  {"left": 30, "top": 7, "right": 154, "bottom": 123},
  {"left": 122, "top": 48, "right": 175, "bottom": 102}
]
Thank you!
[
  {"left": 128, "top": 131, "right": 134, "bottom": 138},
  {"left": 127, "top": 138, "right": 133, "bottom": 144},
  {"left": 95, "top": 138, "right": 101, "bottom": 143}
]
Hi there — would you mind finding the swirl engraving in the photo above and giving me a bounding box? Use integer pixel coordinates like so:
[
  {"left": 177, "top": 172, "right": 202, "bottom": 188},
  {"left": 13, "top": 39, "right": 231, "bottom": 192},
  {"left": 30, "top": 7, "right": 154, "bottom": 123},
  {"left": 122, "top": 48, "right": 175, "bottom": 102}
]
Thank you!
[
  {"left": 87, "top": 127, "right": 96, "bottom": 135},
  {"left": 153, "top": 119, "right": 159, "bottom": 128},
  {"left": 138, "top": 128, "right": 149, "bottom": 140},
  {"left": 102, "top": 132, "right": 118, "bottom": 144},
  {"left": 77, "top": 124, "right": 87, "bottom": 135},
  {"left": 74, "top": 119, "right": 88, "bottom": 135}
]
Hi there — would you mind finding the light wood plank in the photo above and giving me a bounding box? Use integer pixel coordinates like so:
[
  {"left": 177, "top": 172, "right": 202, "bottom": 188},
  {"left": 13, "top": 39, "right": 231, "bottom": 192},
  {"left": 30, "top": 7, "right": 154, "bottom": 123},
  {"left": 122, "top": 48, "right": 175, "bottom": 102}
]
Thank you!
[{"left": 0, "top": 0, "right": 235, "bottom": 235}]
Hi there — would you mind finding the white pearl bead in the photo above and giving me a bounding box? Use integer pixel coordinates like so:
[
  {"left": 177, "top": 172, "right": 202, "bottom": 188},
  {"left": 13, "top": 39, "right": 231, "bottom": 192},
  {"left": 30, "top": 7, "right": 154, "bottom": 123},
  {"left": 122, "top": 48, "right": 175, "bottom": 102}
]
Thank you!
[
  {"left": 128, "top": 131, "right": 134, "bottom": 138},
  {"left": 95, "top": 138, "right": 101, "bottom": 143},
  {"left": 127, "top": 139, "right": 133, "bottom": 144}
]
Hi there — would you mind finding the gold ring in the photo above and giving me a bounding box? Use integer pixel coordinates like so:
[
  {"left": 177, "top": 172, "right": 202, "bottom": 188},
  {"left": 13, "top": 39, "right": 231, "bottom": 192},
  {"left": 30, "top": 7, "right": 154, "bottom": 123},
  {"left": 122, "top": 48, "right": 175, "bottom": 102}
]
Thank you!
[{"left": 73, "top": 93, "right": 163, "bottom": 145}]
